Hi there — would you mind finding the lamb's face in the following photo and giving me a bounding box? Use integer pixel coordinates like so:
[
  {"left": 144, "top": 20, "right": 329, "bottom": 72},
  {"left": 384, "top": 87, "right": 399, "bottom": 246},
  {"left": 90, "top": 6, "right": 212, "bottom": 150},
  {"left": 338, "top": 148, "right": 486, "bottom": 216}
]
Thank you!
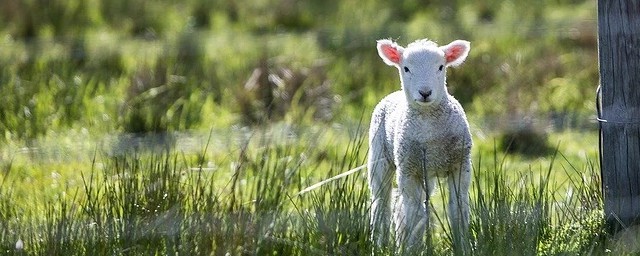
[
  {"left": 400, "top": 46, "right": 447, "bottom": 106},
  {"left": 377, "top": 39, "right": 470, "bottom": 107}
]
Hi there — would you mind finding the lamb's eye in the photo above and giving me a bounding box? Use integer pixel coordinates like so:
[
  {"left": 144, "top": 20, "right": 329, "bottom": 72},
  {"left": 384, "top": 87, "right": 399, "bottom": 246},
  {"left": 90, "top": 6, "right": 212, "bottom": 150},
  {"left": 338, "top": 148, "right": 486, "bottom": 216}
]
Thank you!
[
  {"left": 404, "top": 66, "right": 410, "bottom": 73},
  {"left": 438, "top": 65, "right": 444, "bottom": 71}
]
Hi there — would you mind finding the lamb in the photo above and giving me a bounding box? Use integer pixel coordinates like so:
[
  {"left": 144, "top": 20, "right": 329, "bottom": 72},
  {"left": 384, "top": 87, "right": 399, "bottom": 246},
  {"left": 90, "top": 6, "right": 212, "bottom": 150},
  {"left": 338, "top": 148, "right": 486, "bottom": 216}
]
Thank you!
[{"left": 368, "top": 38, "right": 472, "bottom": 252}]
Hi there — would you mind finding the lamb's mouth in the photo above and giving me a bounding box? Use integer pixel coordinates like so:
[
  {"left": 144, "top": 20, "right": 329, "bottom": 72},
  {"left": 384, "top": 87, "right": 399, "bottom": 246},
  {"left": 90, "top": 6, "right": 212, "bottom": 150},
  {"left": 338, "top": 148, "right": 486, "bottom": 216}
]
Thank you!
[{"left": 415, "top": 98, "right": 433, "bottom": 105}]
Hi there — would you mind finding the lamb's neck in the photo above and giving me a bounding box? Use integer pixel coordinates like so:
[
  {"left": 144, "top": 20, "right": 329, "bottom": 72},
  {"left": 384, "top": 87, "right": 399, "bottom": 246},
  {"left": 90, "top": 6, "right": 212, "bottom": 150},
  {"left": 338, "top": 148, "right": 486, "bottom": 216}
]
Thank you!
[{"left": 407, "top": 97, "right": 452, "bottom": 119}]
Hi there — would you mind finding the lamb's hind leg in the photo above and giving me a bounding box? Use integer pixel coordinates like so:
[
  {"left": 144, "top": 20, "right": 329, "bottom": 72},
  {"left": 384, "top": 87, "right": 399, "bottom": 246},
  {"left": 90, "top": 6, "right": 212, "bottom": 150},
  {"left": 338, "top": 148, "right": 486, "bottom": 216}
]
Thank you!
[
  {"left": 368, "top": 150, "right": 394, "bottom": 247},
  {"left": 448, "top": 157, "right": 471, "bottom": 253}
]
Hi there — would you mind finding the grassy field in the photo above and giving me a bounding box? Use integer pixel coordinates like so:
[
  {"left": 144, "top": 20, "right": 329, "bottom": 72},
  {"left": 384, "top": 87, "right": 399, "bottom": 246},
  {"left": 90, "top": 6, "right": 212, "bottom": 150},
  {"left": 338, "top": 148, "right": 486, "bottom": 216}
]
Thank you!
[
  {"left": 0, "top": 0, "right": 628, "bottom": 255},
  {"left": 0, "top": 126, "right": 612, "bottom": 255}
]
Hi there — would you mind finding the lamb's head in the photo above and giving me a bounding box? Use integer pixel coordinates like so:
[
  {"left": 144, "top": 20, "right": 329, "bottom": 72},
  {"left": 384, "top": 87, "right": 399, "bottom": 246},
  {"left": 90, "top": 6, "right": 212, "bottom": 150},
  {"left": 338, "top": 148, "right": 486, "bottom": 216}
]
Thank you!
[{"left": 377, "top": 39, "right": 470, "bottom": 107}]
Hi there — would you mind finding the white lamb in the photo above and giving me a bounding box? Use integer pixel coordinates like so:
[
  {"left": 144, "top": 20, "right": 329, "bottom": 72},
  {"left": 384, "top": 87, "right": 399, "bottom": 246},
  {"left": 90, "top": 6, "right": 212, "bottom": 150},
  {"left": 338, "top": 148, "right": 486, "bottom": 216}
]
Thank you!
[{"left": 368, "top": 38, "right": 472, "bottom": 252}]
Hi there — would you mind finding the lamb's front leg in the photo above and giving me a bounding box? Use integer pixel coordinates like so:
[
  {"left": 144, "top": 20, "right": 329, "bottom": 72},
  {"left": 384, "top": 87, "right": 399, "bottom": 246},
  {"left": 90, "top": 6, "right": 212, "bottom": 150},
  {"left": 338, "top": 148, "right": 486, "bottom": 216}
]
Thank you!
[
  {"left": 448, "top": 157, "right": 471, "bottom": 253},
  {"left": 395, "top": 173, "right": 428, "bottom": 251},
  {"left": 368, "top": 147, "right": 394, "bottom": 247}
]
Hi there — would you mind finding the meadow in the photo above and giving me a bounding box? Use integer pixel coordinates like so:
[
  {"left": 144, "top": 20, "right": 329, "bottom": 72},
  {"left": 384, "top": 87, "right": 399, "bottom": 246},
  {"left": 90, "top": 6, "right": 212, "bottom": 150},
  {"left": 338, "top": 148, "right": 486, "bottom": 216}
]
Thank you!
[{"left": 0, "top": 0, "right": 626, "bottom": 254}]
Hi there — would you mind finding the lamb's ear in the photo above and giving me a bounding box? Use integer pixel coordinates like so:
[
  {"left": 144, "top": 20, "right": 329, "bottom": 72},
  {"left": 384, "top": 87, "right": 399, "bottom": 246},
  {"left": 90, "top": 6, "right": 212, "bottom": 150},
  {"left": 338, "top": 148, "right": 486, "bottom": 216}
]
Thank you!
[
  {"left": 440, "top": 40, "right": 470, "bottom": 67},
  {"left": 377, "top": 39, "right": 404, "bottom": 66}
]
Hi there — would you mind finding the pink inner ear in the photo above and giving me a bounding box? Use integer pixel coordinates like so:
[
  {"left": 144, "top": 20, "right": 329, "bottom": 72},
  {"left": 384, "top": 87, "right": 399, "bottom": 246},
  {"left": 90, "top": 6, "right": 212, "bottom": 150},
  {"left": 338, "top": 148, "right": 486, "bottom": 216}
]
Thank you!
[
  {"left": 381, "top": 45, "right": 401, "bottom": 64},
  {"left": 445, "top": 45, "right": 465, "bottom": 63}
]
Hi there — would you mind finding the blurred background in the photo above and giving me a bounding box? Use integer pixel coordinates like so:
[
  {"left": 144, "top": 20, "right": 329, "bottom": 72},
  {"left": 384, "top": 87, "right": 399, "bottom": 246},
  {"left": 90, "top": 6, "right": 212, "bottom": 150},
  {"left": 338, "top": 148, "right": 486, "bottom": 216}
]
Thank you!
[
  {"left": 0, "top": 1, "right": 607, "bottom": 254},
  {"left": 0, "top": 0, "right": 597, "bottom": 153}
]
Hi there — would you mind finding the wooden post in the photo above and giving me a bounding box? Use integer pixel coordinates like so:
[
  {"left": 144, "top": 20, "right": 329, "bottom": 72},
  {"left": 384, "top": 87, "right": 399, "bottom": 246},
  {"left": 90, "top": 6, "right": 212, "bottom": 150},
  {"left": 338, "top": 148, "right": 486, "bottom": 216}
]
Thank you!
[{"left": 598, "top": 0, "right": 640, "bottom": 231}]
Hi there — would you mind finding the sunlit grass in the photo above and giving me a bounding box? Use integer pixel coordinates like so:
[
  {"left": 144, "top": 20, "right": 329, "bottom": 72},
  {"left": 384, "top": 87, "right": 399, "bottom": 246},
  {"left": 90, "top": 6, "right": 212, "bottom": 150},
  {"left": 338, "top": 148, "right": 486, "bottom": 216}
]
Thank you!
[
  {"left": 0, "top": 0, "right": 610, "bottom": 254},
  {"left": 0, "top": 123, "right": 615, "bottom": 255}
]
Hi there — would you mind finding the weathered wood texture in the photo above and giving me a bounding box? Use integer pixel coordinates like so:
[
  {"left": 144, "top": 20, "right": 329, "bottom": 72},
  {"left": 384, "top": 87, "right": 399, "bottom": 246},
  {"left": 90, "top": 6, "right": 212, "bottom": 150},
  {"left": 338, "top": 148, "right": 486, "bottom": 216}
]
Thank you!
[{"left": 598, "top": 0, "right": 640, "bottom": 231}]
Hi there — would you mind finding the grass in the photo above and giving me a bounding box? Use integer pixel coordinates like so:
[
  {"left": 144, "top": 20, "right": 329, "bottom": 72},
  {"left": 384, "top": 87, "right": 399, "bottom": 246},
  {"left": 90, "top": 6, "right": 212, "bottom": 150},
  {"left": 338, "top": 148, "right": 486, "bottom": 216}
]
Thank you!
[
  {"left": 0, "top": 0, "right": 619, "bottom": 254},
  {"left": 0, "top": 0, "right": 598, "bottom": 139},
  {"left": 0, "top": 124, "right": 620, "bottom": 255}
]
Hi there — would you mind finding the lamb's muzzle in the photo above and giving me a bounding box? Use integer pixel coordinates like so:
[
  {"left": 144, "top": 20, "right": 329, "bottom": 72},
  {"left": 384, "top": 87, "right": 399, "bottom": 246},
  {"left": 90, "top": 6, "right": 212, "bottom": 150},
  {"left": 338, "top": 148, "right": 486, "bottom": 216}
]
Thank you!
[{"left": 417, "top": 89, "right": 432, "bottom": 102}]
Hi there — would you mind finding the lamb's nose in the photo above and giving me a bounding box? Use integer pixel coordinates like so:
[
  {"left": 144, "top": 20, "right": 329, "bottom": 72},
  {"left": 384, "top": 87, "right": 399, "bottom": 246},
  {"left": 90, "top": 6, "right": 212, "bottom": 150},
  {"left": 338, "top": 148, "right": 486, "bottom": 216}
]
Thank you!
[{"left": 419, "top": 90, "right": 432, "bottom": 99}]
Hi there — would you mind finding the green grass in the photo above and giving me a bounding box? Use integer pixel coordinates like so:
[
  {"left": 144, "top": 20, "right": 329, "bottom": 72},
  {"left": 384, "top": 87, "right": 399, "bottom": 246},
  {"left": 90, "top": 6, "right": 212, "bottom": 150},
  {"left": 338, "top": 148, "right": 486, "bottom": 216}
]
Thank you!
[
  {"left": 0, "top": 125, "right": 621, "bottom": 255},
  {"left": 0, "top": 0, "right": 621, "bottom": 254},
  {"left": 0, "top": 0, "right": 598, "bottom": 139}
]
